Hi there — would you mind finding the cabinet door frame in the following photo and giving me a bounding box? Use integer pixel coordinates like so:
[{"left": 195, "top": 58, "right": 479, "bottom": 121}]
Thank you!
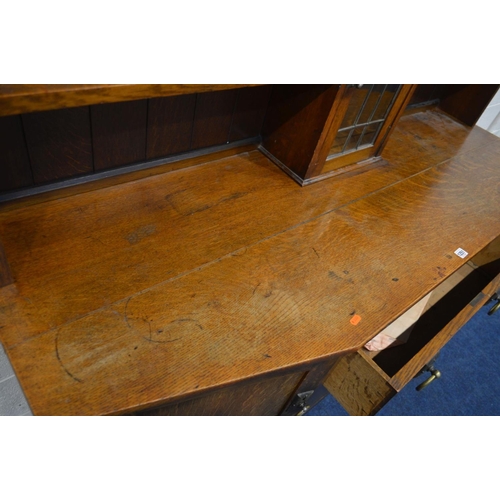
[{"left": 305, "top": 84, "right": 417, "bottom": 181}]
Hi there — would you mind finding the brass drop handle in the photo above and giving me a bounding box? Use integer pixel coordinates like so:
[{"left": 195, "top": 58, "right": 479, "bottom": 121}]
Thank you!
[
  {"left": 487, "top": 293, "right": 500, "bottom": 316},
  {"left": 416, "top": 366, "right": 441, "bottom": 391},
  {"left": 296, "top": 406, "right": 311, "bottom": 416}
]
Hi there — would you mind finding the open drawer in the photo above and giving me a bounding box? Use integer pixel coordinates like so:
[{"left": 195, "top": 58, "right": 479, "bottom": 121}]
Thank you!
[{"left": 323, "top": 236, "right": 500, "bottom": 416}]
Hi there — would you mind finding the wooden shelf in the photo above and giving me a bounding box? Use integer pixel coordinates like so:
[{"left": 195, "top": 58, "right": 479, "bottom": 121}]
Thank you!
[
  {"left": 0, "top": 84, "right": 263, "bottom": 117},
  {"left": 1, "top": 109, "right": 500, "bottom": 415}
]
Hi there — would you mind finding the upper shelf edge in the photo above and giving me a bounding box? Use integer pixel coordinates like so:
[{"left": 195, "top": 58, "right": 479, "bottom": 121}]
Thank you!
[{"left": 0, "top": 84, "right": 264, "bottom": 117}]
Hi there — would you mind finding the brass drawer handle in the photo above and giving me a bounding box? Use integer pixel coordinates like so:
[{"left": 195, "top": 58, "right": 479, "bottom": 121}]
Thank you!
[
  {"left": 296, "top": 406, "right": 311, "bottom": 416},
  {"left": 416, "top": 369, "right": 441, "bottom": 391},
  {"left": 416, "top": 360, "right": 441, "bottom": 391},
  {"left": 488, "top": 293, "right": 500, "bottom": 316}
]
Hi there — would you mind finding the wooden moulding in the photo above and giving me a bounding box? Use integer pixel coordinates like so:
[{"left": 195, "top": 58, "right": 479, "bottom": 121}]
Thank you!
[
  {"left": 0, "top": 84, "right": 264, "bottom": 117},
  {"left": 0, "top": 140, "right": 259, "bottom": 209}
]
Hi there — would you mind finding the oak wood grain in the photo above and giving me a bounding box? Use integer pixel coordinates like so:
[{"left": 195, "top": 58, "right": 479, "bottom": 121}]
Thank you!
[
  {"left": 382, "top": 110, "right": 496, "bottom": 172},
  {"left": 22, "top": 107, "right": 93, "bottom": 184},
  {"left": 0, "top": 85, "right": 263, "bottom": 117},
  {"left": 3, "top": 109, "right": 476, "bottom": 347},
  {"left": 91, "top": 100, "right": 148, "bottom": 171},
  {"left": 0, "top": 238, "right": 13, "bottom": 287},
  {"left": 0, "top": 149, "right": 407, "bottom": 347},
  {"left": 0, "top": 143, "right": 257, "bottom": 212},
  {"left": 133, "top": 370, "right": 304, "bottom": 416},
  {"left": 1, "top": 110, "right": 500, "bottom": 415},
  {"left": 323, "top": 352, "right": 395, "bottom": 416}
]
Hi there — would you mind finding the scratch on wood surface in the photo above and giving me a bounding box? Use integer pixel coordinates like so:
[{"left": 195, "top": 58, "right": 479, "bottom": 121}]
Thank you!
[
  {"left": 143, "top": 336, "right": 181, "bottom": 344},
  {"left": 55, "top": 331, "right": 82, "bottom": 383},
  {"left": 124, "top": 297, "right": 132, "bottom": 328},
  {"left": 165, "top": 190, "right": 249, "bottom": 216},
  {"left": 141, "top": 318, "right": 203, "bottom": 344},
  {"left": 328, "top": 270, "right": 354, "bottom": 284}
]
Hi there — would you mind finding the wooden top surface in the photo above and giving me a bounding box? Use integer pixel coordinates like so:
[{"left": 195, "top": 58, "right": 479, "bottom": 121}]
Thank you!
[
  {"left": 0, "top": 84, "right": 262, "bottom": 117},
  {"left": 1, "top": 110, "right": 500, "bottom": 415}
]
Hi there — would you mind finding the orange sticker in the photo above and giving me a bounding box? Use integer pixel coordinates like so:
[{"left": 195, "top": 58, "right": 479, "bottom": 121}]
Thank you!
[{"left": 350, "top": 314, "right": 361, "bottom": 326}]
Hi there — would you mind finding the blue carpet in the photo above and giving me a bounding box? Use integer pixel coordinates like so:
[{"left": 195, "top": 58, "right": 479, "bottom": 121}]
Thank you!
[{"left": 307, "top": 301, "right": 500, "bottom": 416}]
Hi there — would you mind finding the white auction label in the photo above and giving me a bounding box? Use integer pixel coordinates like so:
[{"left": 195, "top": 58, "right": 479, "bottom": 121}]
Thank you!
[{"left": 454, "top": 248, "right": 468, "bottom": 259}]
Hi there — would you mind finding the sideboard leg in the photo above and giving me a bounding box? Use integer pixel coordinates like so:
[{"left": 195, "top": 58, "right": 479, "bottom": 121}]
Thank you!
[{"left": 0, "top": 239, "right": 13, "bottom": 287}]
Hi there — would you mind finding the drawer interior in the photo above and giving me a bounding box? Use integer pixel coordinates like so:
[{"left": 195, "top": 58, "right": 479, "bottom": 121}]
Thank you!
[{"left": 372, "top": 264, "right": 492, "bottom": 377}]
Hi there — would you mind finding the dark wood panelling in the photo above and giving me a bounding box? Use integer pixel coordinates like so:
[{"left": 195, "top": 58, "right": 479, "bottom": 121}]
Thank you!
[
  {"left": 190, "top": 89, "right": 238, "bottom": 150},
  {"left": 439, "top": 84, "right": 500, "bottom": 126},
  {"left": 0, "top": 238, "right": 13, "bottom": 287},
  {"left": 22, "top": 107, "right": 93, "bottom": 184},
  {"left": 261, "top": 85, "right": 339, "bottom": 179},
  {"left": 0, "top": 115, "right": 32, "bottom": 191},
  {"left": 408, "top": 84, "right": 444, "bottom": 107},
  {"left": 146, "top": 94, "right": 196, "bottom": 159},
  {"left": 133, "top": 370, "right": 304, "bottom": 416},
  {"left": 91, "top": 100, "right": 147, "bottom": 171},
  {"left": 229, "top": 85, "right": 272, "bottom": 142},
  {"left": 0, "top": 143, "right": 257, "bottom": 210}
]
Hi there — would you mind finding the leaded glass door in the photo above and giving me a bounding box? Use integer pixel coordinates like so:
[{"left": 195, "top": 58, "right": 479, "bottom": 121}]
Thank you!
[{"left": 321, "top": 84, "right": 410, "bottom": 175}]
